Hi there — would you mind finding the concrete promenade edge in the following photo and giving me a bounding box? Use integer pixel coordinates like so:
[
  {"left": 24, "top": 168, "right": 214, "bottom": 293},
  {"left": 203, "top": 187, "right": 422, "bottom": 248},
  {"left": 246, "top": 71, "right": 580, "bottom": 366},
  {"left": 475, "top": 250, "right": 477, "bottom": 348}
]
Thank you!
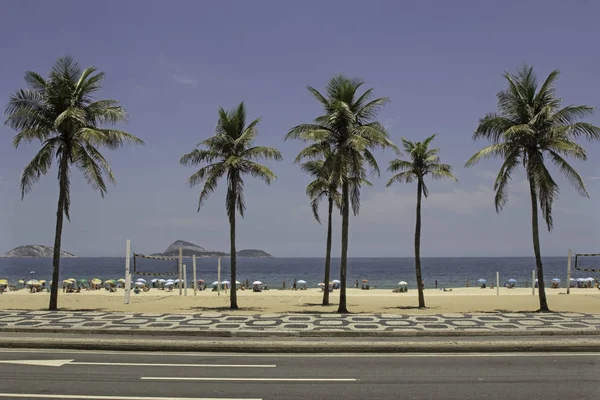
[{"left": 0, "top": 310, "right": 599, "bottom": 338}]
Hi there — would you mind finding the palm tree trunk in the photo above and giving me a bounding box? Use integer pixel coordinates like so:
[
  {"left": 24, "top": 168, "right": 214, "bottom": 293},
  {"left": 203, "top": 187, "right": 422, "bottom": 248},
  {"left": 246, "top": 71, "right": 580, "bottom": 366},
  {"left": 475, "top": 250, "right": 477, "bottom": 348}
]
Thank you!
[
  {"left": 322, "top": 196, "right": 334, "bottom": 306},
  {"left": 229, "top": 193, "right": 238, "bottom": 310},
  {"left": 337, "top": 180, "right": 350, "bottom": 313},
  {"left": 528, "top": 178, "right": 549, "bottom": 311},
  {"left": 49, "top": 158, "right": 68, "bottom": 311},
  {"left": 414, "top": 180, "right": 425, "bottom": 308}
]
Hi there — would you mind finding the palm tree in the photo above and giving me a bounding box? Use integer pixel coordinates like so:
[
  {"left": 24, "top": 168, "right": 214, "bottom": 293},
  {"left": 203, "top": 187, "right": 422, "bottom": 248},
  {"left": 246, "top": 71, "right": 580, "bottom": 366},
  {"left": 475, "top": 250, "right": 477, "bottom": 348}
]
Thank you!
[
  {"left": 287, "top": 75, "right": 395, "bottom": 313},
  {"left": 300, "top": 149, "right": 372, "bottom": 306},
  {"left": 465, "top": 66, "right": 600, "bottom": 311},
  {"left": 180, "top": 102, "right": 282, "bottom": 309},
  {"left": 387, "top": 135, "right": 457, "bottom": 308},
  {"left": 4, "top": 56, "right": 144, "bottom": 311},
  {"left": 301, "top": 156, "right": 340, "bottom": 306}
]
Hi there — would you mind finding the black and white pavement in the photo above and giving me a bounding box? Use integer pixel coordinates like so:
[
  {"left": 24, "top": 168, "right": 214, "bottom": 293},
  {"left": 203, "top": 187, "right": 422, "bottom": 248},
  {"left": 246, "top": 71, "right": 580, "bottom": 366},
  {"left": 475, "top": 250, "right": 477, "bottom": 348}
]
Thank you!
[{"left": 0, "top": 310, "right": 599, "bottom": 335}]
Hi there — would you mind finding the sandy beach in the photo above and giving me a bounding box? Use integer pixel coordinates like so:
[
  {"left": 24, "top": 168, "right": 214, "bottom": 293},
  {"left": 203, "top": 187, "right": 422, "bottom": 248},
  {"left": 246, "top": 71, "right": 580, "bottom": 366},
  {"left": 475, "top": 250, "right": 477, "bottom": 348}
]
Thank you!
[{"left": 1, "top": 287, "right": 599, "bottom": 314}]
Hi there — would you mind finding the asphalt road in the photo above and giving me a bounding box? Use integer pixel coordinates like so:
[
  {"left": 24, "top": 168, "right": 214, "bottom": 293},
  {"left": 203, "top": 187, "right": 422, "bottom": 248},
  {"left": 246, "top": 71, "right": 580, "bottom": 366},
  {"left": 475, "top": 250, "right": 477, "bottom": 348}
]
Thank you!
[{"left": 0, "top": 349, "right": 598, "bottom": 399}]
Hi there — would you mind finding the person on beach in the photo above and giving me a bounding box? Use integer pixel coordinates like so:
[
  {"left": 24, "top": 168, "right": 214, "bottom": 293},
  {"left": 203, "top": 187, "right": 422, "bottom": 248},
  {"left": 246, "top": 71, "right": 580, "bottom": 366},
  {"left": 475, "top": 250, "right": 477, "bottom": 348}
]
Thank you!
[
  {"left": 282, "top": 280, "right": 286, "bottom": 290},
  {"left": 355, "top": 280, "right": 359, "bottom": 288},
  {"left": 435, "top": 280, "right": 438, "bottom": 289},
  {"left": 293, "top": 279, "right": 297, "bottom": 290},
  {"left": 466, "top": 280, "right": 470, "bottom": 287}
]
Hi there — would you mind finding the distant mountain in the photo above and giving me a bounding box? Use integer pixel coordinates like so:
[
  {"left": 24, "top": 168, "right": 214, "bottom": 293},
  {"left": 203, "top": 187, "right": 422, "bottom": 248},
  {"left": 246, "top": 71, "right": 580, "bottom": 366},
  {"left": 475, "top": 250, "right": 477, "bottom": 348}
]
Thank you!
[
  {"left": 237, "top": 249, "right": 272, "bottom": 258},
  {"left": 151, "top": 240, "right": 227, "bottom": 258},
  {"left": 1, "top": 245, "right": 76, "bottom": 258},
  {"left": 151, "top": 240, "right": 271, "bottom": 258}
]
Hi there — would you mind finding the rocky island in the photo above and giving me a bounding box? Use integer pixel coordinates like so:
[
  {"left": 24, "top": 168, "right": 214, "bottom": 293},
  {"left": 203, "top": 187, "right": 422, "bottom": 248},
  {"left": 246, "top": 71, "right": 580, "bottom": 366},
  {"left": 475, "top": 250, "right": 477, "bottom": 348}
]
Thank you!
[
  {"left": 151, "top": 240, "right": 272, "bottom": 258},
  {"left": 1, "top": 245, "right": 76, "bottom": 258}
]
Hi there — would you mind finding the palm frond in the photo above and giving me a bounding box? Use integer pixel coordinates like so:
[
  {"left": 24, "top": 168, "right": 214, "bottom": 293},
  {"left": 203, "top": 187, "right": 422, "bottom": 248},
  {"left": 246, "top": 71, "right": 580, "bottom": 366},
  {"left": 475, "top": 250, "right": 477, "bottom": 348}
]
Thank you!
[
  {"left": 6, "top": 56, "right": 143, "bottom": 218},
  {"left": 242, "top": 146, "right": 283, "bottom": 162},
  {"left": 468, "top": 65, "right": 600, "bottom": 231},
  {"left": 20, "top": 138, "right": 58, "bottom": 198},
  {"left": 386, "top": 171, "right": 415, "bottom": 186},
  {"left": 548, "top": 151, "right": 588, "bottom": 197}
]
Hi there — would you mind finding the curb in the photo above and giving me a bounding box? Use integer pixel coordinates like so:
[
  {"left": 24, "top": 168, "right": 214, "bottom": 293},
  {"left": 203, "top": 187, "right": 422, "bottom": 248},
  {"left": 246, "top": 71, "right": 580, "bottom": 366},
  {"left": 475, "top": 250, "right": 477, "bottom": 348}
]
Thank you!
[
  {"left": 1, "top": 336, "right": 600, "bottom": 353},
  {"left": 1, "top": 326, "right": 599, "bottom": 338}
]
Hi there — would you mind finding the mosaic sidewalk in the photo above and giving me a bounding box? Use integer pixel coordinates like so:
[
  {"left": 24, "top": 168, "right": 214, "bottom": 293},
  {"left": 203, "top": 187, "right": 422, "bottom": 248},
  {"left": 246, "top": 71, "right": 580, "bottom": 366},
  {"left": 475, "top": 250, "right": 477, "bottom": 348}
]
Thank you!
[{"left": 0, "top": 310, "right": 599, "bottom": 334}]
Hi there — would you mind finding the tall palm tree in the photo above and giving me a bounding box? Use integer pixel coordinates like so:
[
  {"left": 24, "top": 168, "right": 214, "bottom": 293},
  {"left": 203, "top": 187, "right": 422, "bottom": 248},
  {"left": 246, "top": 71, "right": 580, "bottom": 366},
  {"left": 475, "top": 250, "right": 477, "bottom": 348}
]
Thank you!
[
  {"left": 300, "top": 150, "right": 372, "bottom": 306},
  {"left": 301, "top": 156, "right": 340, "bottom": 306},
  {"left": 287, "top": 75, "right": 395, "bottom": 313},
  {"left": 465, "top": 66, "right": 600, "bottom": 311},
  {"left": 180, "top": 102, "right": 282, "bottom": 309},
  {"left": 4, "top": 56, "right": 144, "bottom": 311},
  {"left": 387, "top": 135, "right": 457, "bottom": 308}
]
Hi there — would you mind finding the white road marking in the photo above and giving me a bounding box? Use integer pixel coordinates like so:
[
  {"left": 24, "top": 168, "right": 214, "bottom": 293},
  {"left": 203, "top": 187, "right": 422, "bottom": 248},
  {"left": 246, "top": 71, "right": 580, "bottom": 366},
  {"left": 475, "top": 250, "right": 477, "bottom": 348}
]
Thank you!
[
  {"left": 0, "top": 359, "right": 274, "bottom": 368},
  {"left": 0, "top": 359, "right": 73, "bottom": 367},
  {"left": 0, "top": 349, "right": 598, "bottom": 358},
  {"left": 142, "top": 377, "right": 357, "bottom": 382},
  {"left": 0, "top": 395, "right": 260, "bottom": 400}
]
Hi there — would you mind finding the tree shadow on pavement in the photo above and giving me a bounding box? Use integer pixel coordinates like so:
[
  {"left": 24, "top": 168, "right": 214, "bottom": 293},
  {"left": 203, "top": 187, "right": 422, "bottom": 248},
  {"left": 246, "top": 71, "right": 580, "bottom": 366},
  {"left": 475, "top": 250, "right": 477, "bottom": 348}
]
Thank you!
[{"left": 184, "top": 306, "right": 266, "bottom": 313}]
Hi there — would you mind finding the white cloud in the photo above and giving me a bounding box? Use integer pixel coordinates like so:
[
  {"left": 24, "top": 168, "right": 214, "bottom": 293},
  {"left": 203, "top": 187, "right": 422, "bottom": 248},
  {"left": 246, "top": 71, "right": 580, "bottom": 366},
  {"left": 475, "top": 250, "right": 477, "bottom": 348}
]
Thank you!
[
  {"left": 383, "top": 117, "right": 399, "bottom": 130},
  {"left": 172, "top": 74, "right": 197, "bottom": 87},
  {"left": 589, "top": 176, "right": 600, "bottom": 181},
  {"left": 360, "top": 180, "right": 530, "bottom": 223}
]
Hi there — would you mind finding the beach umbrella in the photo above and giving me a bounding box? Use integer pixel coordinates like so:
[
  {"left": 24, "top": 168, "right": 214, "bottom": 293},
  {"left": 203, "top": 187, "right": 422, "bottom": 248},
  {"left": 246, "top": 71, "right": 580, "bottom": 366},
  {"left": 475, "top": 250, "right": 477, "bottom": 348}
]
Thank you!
[
  {"left": 398, "top": 281, "right": 408, "bottom": 286},
  {"left": 587, "top": 277, "right": 595, "bottom": 281},
  {"left": 252, "top": 281, "right": 262, "bottom": 285},
  {"left": 332, "top": 279, "right": 341, "bottom": 284},
  {"left": 78, "top": 279, "right": 87, "bottom": 284},
  {"left": 221, "top": 280, "right": 231, "bottom": 285},
  {"left": 136, "top": 278, "right": 147, "bottom": 283},
  {"left": 507, "top": 279, "right": 517, "bottom": 283},
  {"left": 477, "top": 279, "right": 487, "bottom": 283},
  {"left": 151, "top": 279, "right": 158, "bottom": 283},
  {"left": 198, "top": 279, "right": 205, "bottom": 283},
  {"left": 551, "top": 278, "right": 561, "bottom": 282},
  {"left": 361, "top": 279, "right": 369, "bottom": 283},
  {"left": 134, "top": 281, "right": 144, "bottom": 286},
  {"left": 164, "top": 281, "right": 174, "bottom": 286},
  {"left": 0, "top": 279, "right": 8, "bottom": 285},
  {"left": 26, "top": 280, "right": 40, "bottom": 286},
  {"left": 118, "top": 278, "right": 126, "bottom": 283},
  {"left": 297, "top": 280, "right": 307, "bottom": 284},
  {"left": 317, "top": 282, "right": 325, "bottom": 287},
  {"left": 158, "top": 279, "right": 166, "bottom": 283},
  {"left": 90, "top": 278, "right": 102, "bottom": 285},
  {"left": 18, "top": 279, "right": 24, "bottom": 285},
  {"left": 235, "top": 280, "right": 241, "bottom": 285},
  {"left": 212, "top": 281, "right": 219, "bottom": 286}
]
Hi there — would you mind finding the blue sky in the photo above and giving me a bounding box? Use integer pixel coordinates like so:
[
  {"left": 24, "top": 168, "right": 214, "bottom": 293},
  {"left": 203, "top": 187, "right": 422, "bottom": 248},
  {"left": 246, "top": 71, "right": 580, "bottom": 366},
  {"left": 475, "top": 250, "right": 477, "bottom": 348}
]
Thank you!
[{"left": 0, "top": 0, "right": 598, "bottom": 257}]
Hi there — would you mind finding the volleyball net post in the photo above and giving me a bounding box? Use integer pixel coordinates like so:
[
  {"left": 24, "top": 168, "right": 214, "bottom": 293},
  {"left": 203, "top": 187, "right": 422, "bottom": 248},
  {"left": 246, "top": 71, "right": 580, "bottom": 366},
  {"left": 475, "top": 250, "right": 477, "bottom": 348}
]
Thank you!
[
  {"left": 567, "top": 249, "right": 572, "bottom": 294},
  {"left": 124, "top": 239, "right": 132, "bottom": 304},
  {"left": 193, "top": 255, "right": 197, "bottom": 297},
  {"left": 178, "top": 246, "right": 183, "bottom": 296}
]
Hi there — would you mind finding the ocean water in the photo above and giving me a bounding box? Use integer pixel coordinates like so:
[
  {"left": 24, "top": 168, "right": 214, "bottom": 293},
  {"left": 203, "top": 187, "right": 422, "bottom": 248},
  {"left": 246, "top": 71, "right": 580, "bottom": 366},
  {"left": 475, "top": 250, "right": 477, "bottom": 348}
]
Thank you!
[{"left": 1, "top": 256, "right": 595, "bottom": 289}]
